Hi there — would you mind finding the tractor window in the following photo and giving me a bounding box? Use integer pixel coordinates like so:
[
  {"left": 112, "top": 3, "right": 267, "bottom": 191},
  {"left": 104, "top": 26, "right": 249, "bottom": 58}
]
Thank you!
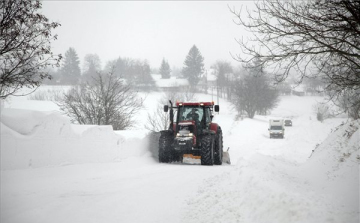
[
  {"left": 205, "top": 107, "right": 211, "bottom": 125},
  {"left": 173, "top": 110, "right": 178, "bottom": 122},
  {"left": 178, "top": 106, "right": 203, "bottom": 123}
]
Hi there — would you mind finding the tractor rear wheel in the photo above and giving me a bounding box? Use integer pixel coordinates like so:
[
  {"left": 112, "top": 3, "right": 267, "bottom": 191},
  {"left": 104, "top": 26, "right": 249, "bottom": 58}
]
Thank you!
[
  {"left": 214, "top": 128, "right": 223, "bottom": 165},
  {"left": 200, "top": 134, "right": 214, "bottom": 166},
  {"left": 159, "top": 131, "right": 174, "bottom": 163}
]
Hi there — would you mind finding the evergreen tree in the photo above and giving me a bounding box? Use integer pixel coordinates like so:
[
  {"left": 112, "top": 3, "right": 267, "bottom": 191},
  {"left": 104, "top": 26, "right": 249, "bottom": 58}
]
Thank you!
[
  {"left": 159, "top": 58, "right": 171, "bottom": 79},
  {"left": 182, "top": 45, "right": 204, "bottom": 87},
  {"left": 134, "top": 60, "right": 155, "bottom": 89},
  {"left": 104, "top": 57, "right": 126, "bottom": 78},
  {"left": 60, "top": 47, "right": 81, "bottom": 85},
  {"left": 82, "top": 54, "right": 101, "bottom": 82}
]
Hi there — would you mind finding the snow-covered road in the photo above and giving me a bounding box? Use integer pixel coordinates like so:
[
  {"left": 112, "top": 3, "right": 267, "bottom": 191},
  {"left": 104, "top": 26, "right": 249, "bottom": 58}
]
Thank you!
[
  {"left": 1, "top": 92, "right": 359, "bottom": 223},
  {"left": 1, "top": 158, "right": 233, "bottom": 223}
]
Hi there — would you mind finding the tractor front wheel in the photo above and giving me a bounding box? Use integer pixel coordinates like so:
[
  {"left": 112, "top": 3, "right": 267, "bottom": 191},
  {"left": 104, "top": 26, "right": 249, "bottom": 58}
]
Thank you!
[
  {"left": 201, "top": 135, "right": 214, "bottom": 166},
  {"left": 214, "top": 128, "right": 223, "bottom": 165},
  {"left": 159, "top": 131, "right": 174, "bottom": 163}
]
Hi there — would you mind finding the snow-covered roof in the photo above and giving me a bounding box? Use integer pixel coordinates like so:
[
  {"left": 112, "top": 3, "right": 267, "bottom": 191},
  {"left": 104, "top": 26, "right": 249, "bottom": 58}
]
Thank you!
[{"left": 151, "top": 74, "right": 189, "bottom": 87}]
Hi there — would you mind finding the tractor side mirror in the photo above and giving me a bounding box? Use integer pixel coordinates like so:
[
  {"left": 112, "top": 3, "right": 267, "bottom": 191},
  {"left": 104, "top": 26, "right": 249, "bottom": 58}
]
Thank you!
[
  {"left": 164, "top": 105, "right": 169, "bottom": 112},
  {"left": 214, "top": 105, "right": 219, "bottom": 112}
]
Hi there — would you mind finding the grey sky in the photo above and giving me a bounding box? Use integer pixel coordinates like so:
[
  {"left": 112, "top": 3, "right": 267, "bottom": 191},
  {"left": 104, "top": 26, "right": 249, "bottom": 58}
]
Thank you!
[{"left": 41, "top": 1, "right": 254, "bottom": 71}]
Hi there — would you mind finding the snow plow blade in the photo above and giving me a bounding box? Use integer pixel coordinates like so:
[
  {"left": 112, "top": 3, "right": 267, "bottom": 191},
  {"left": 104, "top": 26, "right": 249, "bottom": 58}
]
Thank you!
[{"left": 222, "top": 147, "right": 231, "bottom": 164}]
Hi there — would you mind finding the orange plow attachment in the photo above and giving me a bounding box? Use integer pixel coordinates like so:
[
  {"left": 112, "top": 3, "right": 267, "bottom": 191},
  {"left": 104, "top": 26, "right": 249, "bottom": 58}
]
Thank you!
[
  {"left": 182, "top": 147, "right": 231, "bottom": 165},
  {"left": 183, "top": 154, "right": 201, "bottom": 159}
]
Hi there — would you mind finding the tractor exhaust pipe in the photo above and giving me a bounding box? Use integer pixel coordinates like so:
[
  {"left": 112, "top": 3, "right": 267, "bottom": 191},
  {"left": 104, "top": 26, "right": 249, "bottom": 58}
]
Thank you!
[{"left": 169, "top": 100, "right": 174, "bottom": 132}]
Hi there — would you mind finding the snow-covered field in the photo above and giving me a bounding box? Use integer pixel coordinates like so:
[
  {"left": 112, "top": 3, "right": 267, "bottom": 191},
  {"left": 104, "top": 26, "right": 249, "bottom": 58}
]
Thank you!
[{"left": 1, "top": 88, "right": 359, "bottom": 223}]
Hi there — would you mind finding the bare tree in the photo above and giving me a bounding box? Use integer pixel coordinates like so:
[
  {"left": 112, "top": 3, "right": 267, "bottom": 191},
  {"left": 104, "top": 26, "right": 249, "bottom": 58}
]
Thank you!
[
  {"left": 232, "top": 73, "right": 279, "bottom": 118},
  {"left": 58, "top": 69, "right": 143, "bottom": 130},
  {"left": 313, "top": 102, "right": 335, "bottom": 122},
  {"left": 145, "top": 103, "right": 170, "bottom": 132},
  {"left": 211, "top": 61, "right": 233, "bottom": 99},
  {"left": 331, "top": 88, "right": 360, "bottom": 119},
  {"left": 303, "top": 76, "right": 326, "bottom": 95},
  {"left": 230, "top": 0, "right": 360, "bottom": 117},
  {"left": 0, "top": 0, "right": 61, "bottom": 99},
  {"left": 145, "top": 87, "right": 197, "bottom": 132},
  {"left": 145, "top": 92, "right": 177, "bottom": 132},
  {"left": 182, "top": 86, "right": 197, "bottom": 102}
]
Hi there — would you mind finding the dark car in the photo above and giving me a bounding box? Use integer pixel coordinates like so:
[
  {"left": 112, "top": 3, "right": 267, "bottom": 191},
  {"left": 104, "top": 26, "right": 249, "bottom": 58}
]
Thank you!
[{"left": 284, "top": 120, "right": 292, "bottom": 126}]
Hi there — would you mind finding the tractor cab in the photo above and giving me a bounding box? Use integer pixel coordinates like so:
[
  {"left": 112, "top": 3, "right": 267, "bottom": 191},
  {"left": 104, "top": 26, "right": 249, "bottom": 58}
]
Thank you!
[{"left": 164, "top": 102, "right": 219, "bottom": 139}]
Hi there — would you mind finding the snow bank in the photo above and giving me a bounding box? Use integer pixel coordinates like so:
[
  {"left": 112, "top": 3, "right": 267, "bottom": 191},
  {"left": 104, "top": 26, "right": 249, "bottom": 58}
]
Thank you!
[
  {"left": 1, "top": 108, "right": 151, "bottom": 170},
  {"left": 299, "top": 120, "right": 360, "bottom": 222},
  {"left": 182, "top": 120, "right": 359, "bottom": 223}
]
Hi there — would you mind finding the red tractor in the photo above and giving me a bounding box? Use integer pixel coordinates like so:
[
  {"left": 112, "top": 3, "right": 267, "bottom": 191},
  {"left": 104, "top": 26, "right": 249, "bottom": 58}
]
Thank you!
[{"left": 159, "top": 100, "right": 223, "bottom": 165}]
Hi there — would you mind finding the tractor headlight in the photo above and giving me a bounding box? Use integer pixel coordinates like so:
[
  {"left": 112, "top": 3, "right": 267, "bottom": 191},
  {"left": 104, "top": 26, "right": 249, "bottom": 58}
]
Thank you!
[{"left": 177, "top": 131, "right": 193, "bottom": 138}]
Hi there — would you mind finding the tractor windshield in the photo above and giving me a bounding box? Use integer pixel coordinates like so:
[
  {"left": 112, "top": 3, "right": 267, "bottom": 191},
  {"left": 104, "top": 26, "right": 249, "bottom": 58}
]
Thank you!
[{"left": 178, "top": 106, "right": 204, "bottom": 123}]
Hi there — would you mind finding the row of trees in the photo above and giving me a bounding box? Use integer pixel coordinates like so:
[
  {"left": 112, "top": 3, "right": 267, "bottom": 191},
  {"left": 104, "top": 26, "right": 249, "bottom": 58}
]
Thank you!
[
  {"left": 2, "top": 0, "right": 358, "bottom": 133},
  {"left": 49, "top": 44, "right": 206, "bottom": 91},
  {"left": 230, "top": 0, "right": 360, "bottom": 119},
  {"left": 144, "top": 58, "right": 280, "bottom": 131},
  {"left": 0, "top": 0, "right": 146, "bottom": 130},
  {"left": 0, "top": 0, "right": 209, "bottom": 130},
  {"left": 54, "top": 44, "right": 281, "bottom": 122},
  {"left": 160, "top": 46, "right": 281, "bottom": 119},
  {"left": 48, "top": 48, "right": 155, "bottom": 89}
]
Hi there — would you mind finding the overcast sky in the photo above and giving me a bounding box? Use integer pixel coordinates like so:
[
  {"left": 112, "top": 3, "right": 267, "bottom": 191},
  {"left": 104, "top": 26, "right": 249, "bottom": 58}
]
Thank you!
[{"left": 41, "top": 1, "right": 254, "bottom": 71}]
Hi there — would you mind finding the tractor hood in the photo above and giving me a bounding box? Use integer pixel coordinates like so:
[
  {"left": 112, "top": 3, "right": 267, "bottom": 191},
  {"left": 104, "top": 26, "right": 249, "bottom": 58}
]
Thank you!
[
  {"left": 177, "top": 120, "right": 196, "bottom": 135},
  {"left": 178, "top": 121, "right": 195, "bottom": 126}
]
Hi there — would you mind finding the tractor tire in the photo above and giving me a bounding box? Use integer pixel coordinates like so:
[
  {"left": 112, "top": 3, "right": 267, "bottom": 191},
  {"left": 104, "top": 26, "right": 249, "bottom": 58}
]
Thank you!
[
  {"left": 159, "top": 131, "right": 174, "bottom": 163},
  {"left": 200, "top": 134, "right": 214, "bottom": 166},
  {"left": 214, "top": 128, "right": 223, "bottom": 165}
]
